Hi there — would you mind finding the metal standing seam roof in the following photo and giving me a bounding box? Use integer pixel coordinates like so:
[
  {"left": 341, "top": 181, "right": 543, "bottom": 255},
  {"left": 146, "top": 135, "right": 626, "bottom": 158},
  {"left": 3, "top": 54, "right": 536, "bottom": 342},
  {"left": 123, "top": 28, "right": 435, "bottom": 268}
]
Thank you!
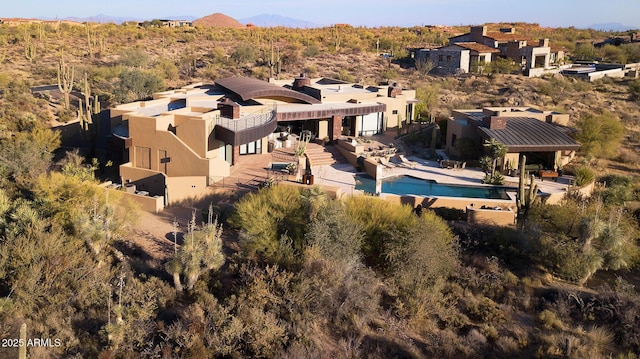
[
  {"left": 478, "top": 117, "right": 581, "bottom": 152},
  {"left": 215, "top": 77, "right": 321, "bottom": 104}
]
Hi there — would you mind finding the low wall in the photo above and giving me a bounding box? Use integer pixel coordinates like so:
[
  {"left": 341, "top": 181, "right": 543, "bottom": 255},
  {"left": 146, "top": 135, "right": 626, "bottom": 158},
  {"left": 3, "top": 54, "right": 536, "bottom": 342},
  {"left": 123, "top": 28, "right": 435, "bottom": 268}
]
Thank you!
[
  {"left": 337, "top": 138, "right": 365, "bottom": 154},
  {"left": 102, "top": 182, "right": 165, "bottom": 213},
  {"left": 540, "top": 181, "right": 595, "bottom": 205},
  {"left": 123, "top": 192, "right": 164, "bottom": 213},
  {"left": 380, "top": 193, "right": 516, "bottom": 211},
  {"left": 280, "top": 181, "right": 343, "bottom": 199},
  {"left": 335, "top": 141, "right": 381, "bottom": 180},
  {"left": 467, "top": 206, "right": 516, "bottom": 226}
]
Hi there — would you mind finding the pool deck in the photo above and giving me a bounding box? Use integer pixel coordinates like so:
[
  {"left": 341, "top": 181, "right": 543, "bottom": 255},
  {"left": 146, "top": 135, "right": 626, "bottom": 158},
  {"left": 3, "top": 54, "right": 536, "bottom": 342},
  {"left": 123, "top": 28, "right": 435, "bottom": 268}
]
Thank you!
[{"left": 311, "top": 155, "right": 573, "bottom": 198}]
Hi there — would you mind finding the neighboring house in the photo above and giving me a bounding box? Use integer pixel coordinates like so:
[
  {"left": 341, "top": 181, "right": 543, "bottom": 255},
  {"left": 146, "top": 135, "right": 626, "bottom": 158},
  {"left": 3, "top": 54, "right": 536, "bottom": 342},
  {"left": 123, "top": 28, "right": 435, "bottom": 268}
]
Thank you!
[
  {"left": 158, "top": 19, "right": 193, "bottom": 28},
  {"left": 446, "top": 107, "right": 579, "bottom": 171},
  {"left": 416, "top": 26, "right": 553, "bottom": 76},
  {"left": 108, "top": 75, "right": 417, "bottom": 205},
  {"left": 424, "top": 42, "right": 500, "bottom": 74}
]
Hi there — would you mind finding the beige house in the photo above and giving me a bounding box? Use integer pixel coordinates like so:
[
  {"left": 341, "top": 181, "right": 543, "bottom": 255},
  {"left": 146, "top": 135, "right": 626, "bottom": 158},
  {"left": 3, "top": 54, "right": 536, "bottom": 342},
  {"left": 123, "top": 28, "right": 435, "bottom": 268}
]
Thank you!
[
  {"left": 108, "top": 76, "right": 417, "bottom": 206},
  {"left": 418, "top": 25, "right": 553, "bottom": 76},
  {"left": 446, "top": 107, "right": 579, "bottom": 172}
]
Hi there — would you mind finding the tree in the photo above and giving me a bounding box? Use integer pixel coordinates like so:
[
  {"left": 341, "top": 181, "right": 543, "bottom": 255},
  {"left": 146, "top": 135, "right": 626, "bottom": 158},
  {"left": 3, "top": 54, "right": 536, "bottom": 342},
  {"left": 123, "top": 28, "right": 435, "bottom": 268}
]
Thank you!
[
  {"left": 0, "top": 127, "right": 60, "bottom": 189},
  {"left": 482, "top": 138, "right": 507, "bottom": 184},
  {"left": 115, "top": 68, "right": 164, "bottom": 103},
  {"left": 575, "top": 112, "right": 625, "bottom": 159},
  {"left": 415, "top": 56, "right": 435, "bottom": 78}
]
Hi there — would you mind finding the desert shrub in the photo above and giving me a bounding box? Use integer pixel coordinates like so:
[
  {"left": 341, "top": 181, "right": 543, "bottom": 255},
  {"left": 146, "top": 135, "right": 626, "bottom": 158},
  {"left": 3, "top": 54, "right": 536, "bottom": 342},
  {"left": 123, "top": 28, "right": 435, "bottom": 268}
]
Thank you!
[
  {"left": 114, "top": 68, "right": 165, "bottom": 103},
  {"left": 118, "top": 47, "right": 149, "bottom": 68},
  {"left": 303, "top": 45, "right": 320, "bottom": 57},
  {"left": 574, "top": 166, "right": 595, "bottom": 186},
  {"left": 231, "top": 43, "right": 260, "bottom": 64},
  {"left": 598, "top": 174, "right": 636, "bottom": 205},
  {"left": 235, "top": 185, "right": 308, "bottom": 264},
  {"left": 536, "top": 309, "right": 563, "bottom": 330},
  {"left": 575, "top": 112, "right": 625, "bottom": 159}
]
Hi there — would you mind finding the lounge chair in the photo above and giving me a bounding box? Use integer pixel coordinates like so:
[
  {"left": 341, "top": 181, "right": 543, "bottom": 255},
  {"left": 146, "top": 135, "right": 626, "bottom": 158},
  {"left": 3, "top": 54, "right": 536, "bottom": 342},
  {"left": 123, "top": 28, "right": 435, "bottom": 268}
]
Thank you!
[
  {"left": 398, "top": 154, "right": 416, "bottom": 168},
  {"left": 378, "top": 157, "right": 396, "bottom": 169}
]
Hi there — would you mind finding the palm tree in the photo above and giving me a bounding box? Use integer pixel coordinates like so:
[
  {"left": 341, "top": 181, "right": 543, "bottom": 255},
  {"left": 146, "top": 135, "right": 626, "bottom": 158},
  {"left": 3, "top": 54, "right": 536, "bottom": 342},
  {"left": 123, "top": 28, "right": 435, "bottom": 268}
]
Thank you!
[{"left": 483, "top": 138, "right": 508, "bottom": 178}]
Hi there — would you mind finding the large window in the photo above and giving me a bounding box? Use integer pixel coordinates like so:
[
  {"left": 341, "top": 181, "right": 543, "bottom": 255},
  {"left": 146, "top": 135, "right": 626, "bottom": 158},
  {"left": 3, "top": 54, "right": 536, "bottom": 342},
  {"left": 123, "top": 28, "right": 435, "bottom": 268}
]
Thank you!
[
  {"left": 239, "top": 140, "right": 262, "bottom": 155},
  {"left": 358, "top": 112, "right": 382, "bottom": 137}
]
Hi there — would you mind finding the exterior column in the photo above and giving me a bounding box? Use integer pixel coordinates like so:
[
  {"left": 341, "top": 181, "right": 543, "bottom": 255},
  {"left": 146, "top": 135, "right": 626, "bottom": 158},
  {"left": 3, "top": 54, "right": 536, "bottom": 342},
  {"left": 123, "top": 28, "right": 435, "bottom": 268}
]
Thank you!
[
  {"left": 233, "top": 145, "right": 240, "bottom": 165},
  {"left": 331, "top": 115, "right": 342, "bottom": 141}
]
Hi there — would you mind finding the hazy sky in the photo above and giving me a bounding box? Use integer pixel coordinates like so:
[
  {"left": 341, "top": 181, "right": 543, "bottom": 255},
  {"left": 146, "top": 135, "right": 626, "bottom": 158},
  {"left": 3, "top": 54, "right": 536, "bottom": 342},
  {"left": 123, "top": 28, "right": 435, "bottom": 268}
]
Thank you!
[{"left": 4, "top": 0, "right": 639, "bottom": 29}]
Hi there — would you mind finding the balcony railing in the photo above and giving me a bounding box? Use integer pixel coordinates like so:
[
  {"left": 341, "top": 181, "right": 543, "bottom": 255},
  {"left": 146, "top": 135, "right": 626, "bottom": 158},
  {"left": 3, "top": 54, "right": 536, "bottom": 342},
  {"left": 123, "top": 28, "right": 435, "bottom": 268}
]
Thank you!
[
  {"left": 215, "top": 111, "right": 276, "bottom": 132},
  {"left": 214, "top": 111, "right": 278, "bottom": 146}
]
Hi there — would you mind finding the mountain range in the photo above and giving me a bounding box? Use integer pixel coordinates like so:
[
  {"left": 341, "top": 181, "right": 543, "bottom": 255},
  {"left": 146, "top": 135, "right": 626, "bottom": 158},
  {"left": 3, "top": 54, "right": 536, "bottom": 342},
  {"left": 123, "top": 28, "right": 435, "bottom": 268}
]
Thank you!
[
  {"left": 238, "top": 14, "right": 323, "bottom": 28},
  {"left": 55, "top": 13, "right": 323, "bottom": 27},
  {"left": 587, "top": 22, "right": 638, "bottom": 32}
]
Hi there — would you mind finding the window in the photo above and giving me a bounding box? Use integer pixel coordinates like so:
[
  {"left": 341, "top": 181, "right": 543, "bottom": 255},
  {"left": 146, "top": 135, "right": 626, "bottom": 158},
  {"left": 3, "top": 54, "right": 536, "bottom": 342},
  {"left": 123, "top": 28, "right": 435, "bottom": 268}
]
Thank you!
[
  {"left": 392, "top": 110, "right": 398, "bottom": 115},
  {"left": 446, "top": 55, "right": 451, "bottom": 62},
  {"left": 451, "top": 134, "right": 457, "bottom": 148},
  {"left": 438, "top": 55, "right": 443, "bottom": 62},
  {"left": 239, "top": 140, "right": 262, "bottom": 155}
]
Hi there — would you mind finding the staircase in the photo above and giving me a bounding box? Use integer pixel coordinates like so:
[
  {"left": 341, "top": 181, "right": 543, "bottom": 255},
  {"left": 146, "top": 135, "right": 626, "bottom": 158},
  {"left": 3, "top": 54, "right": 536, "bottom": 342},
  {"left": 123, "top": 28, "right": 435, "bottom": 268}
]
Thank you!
[
  {"left": 305, "top": 142, "right": 347, "bottom": 167},
  {"left": 271, "top": 142, "right": 347, "bottom": 167}
]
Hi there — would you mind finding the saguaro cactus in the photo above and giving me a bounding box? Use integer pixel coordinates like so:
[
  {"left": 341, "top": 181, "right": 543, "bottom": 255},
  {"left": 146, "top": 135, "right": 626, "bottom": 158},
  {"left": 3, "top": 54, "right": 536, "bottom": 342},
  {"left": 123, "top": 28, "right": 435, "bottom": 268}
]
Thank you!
[
  {"left": 79, "top": 73, "right": 101, "bottom": 147},
  {"left": 516, "top": 154, "right": 538, "bottom": 228},
  {"left": 57, "top": 51, "right": 74, "bottom": 110}
]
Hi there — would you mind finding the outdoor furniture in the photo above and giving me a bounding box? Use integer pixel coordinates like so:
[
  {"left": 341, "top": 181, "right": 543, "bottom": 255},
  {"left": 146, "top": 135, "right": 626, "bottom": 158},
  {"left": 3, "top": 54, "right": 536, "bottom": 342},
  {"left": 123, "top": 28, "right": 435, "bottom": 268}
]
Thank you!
[
  {"left": 378, "top": 157, "right": 396, "bottom": 169},
  {"left": 398, "top": 154, "right": 416, "bottom": 168},
  {"left": 538, "top": 170, "right": 558, "bottom": 181}
]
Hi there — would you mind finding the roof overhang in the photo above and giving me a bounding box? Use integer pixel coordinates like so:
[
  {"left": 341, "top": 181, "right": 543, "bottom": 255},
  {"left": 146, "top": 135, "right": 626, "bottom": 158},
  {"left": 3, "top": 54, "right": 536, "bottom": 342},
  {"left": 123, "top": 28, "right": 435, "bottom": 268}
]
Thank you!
[{"left": 215, "top": 77, "right": 321, "bottom": 104}]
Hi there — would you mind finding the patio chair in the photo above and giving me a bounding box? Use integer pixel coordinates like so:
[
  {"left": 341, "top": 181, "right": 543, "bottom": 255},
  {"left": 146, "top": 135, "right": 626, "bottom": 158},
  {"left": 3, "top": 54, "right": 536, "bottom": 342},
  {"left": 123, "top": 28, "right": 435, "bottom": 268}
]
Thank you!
[
  {"left": 453, "top": 161, "right": 466, "bottom": 170},
  {"left": 398, "top": 154, "right": 416, "bottom": 168}
]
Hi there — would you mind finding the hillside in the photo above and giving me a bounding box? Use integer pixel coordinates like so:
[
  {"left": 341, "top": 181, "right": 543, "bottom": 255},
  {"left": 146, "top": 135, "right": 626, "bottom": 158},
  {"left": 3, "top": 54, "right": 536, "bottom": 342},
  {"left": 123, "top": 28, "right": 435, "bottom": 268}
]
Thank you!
[
  {"left": 0, "top": 22, "right": 639, "bottom": 358},
  {"left": 193, "top": 12, "right": 245, "bottom": 28}
]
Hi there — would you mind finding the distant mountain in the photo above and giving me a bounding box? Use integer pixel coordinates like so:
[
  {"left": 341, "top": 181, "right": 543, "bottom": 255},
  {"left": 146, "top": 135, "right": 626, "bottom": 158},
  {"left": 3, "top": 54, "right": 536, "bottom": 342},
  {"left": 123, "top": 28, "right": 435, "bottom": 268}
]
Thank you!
[
  {"left": 238, "top": 14, "right": 323, "bottom": 28},
  {"left": 61, "top": 14, "right": 198, "bottom": 24},
  {"left": 62, "top": 14, "right": 140, "bottom": 24},
  {"left": 194, "top": 13, "right": 244, "bottom": 28},
  {"left": 586, "top": 22, "right": 638, "bottom": 32}
]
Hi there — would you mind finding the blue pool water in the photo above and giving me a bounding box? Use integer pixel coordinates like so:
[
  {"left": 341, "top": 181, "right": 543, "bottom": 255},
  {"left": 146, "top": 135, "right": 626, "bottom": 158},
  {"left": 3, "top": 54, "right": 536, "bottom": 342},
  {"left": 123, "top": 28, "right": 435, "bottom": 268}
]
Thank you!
[{"left": 355, "top": 174, "right": 512, "bottom": 200}]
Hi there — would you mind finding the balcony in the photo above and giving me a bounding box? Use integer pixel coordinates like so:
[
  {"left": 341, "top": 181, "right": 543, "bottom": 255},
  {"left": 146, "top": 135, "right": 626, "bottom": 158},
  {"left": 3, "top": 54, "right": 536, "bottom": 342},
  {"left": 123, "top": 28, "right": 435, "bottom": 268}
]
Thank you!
[{"left": 214, "top": 111, "right": 278, "bottom": 146}]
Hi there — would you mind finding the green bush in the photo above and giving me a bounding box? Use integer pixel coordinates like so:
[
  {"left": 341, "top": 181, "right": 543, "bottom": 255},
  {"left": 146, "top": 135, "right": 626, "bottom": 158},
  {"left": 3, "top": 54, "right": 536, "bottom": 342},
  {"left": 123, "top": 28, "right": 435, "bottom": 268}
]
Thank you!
[{"left": 574, "top": 166, "right": 595, "bottom": 186}]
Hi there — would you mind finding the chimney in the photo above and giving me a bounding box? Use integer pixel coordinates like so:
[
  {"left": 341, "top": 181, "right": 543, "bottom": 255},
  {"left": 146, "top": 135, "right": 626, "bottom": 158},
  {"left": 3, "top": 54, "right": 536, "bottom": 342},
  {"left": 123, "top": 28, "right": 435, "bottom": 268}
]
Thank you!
[
  {"left": 292, "top": 73, "right": 311, "bottom": 91},
  {"left": 217, "top": 98, "right": 240, "bottom": 119},
  {"left": 387, "top": 83, "right": 402, "bottom": 98},
  {"left": 483, "top": 116, "right": 506, "bottom": 130},
  {"left": 470, "top": 26, "right": 487, "bottom": 42},
  {"left": 539, "top": 38, "right": 549, "bottom": 47}
]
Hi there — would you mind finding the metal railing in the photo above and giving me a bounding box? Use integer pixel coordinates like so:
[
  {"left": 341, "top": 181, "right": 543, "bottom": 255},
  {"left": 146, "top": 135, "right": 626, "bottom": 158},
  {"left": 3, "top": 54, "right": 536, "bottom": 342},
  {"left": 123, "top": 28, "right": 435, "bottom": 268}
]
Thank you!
[{"left": 215, "top": 111, "right": 276, "bottom": 132}]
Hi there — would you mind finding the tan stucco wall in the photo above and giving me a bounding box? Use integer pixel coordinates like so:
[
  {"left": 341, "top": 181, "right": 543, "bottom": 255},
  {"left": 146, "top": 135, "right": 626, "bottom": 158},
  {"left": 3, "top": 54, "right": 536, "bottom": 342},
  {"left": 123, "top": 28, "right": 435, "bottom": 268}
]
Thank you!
[
  {"left": 381, "top": 193, "right": 517, "bottom": 211},
  {"left": 165, "top": 176, "right": 209, "bottom": 204},
  {"left": 467, "top": 206, "right": 516, "bottom": 226}
]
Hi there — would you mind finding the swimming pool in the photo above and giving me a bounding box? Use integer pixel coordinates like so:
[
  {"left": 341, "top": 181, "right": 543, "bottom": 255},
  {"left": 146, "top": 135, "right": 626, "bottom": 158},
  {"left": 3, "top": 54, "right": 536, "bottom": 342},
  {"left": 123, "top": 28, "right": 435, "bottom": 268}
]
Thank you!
[{"left": 355, "top": 174, "right": 513, "bottom": 200}]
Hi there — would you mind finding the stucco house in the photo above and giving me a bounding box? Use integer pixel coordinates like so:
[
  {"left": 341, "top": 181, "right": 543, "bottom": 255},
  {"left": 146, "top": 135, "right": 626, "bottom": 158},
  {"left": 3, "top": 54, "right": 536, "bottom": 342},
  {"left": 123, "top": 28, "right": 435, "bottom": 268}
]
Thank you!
[
  {"left": 425, "top": 42, "right": 500, "bottom": 74},
  {"left": 107, "top": 75, "right": 417, "bottom": 205},
  {"left": 417, "top": 26, "right": 553, "bottom": 76},
  {"left": 446, "top": 107, "right": 580, "bottom": 172}
]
